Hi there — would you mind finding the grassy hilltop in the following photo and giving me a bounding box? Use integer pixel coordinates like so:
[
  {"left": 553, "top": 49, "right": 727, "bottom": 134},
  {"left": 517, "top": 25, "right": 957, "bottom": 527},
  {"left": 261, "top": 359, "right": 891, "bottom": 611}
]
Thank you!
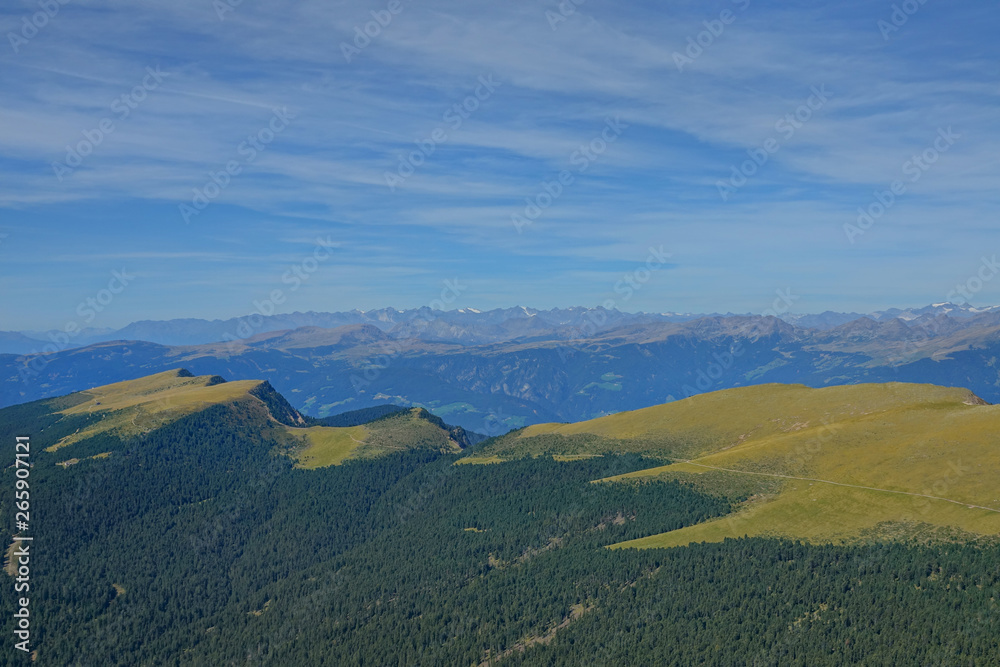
[
  {"left": 288, "top": 408, "right": 466, "bottom": 468},
  {"left": 469, "top": 383, "right": 1000, "bottom": 547},
  {"left": 13, "top": 368, "right": 468, "bottom": 468},
  {"left": 42, "top": 369, "right": 280, "bottom": 451}
]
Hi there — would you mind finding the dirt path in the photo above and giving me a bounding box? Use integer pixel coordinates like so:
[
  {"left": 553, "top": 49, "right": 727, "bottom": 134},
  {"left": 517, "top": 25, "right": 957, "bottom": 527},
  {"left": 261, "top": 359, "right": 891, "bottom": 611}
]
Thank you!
[
  {"left": 347, "top": 433, "right": 406, "bottom": 452},
  {"left": 672, "top": 459, "right": 1000, "bottom": 514}
]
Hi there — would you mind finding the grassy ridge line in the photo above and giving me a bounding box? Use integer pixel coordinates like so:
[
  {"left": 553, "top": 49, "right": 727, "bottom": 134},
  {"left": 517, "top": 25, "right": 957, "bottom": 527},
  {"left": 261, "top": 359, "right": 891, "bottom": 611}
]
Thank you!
[
  {"left": 514, "top": 382, "right": 984, "bottom": 451},
  {"left": 603, "top": 459, "right": 1000, "bottom": 513},
  {"left": 46, "top": 369, "right": 267, "bottom": 451},
  {"left": 16, "top": 368, "right": 467, "bottom": 468},
  {"left": 288, "top": 425, "right": 367, "bottom": 468},
  {"left": 473, "top": 382, "right": 1000, "bottom": 547},
  {"left": 288, "top": 408, "right": 466, "bottom": 468}
]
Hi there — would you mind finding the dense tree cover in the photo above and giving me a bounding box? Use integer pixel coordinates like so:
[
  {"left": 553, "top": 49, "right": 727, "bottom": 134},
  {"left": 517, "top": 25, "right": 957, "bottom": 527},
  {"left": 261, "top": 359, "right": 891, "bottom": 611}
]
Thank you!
[
  {"left": 313, "top": 404, "right": 409, "bottom": 427},
  {"left": 477, "top": 431, "right": 702, "bottom": 461},
  {"left": 503, "top": 539, "right": 1000, "bottom": 666},
  {"left": 0, "top": 400, "right": 997, "bottom": 665},
  {"left": 352, "top": 408, "right": 484, "bottom": 454},
  {"left": 312, "top": 405, "right": 487, "bottom": 448},
  {"left": 0, "top": 392, "right": 98, "bottom": 447}
]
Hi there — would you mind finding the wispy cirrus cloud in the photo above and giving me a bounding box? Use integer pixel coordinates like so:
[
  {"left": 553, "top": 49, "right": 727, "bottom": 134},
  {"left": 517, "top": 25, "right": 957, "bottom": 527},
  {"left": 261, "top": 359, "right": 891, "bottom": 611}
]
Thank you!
[{"left": 1, "top": 0, "right": 998, "bottom": 328}]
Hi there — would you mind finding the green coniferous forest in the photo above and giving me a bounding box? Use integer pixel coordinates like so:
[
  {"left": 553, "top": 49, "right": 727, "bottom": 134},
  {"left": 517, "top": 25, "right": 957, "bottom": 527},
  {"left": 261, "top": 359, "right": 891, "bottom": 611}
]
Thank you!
[{"left": 1, "top": 391, "right": 998, "bottom": 665}]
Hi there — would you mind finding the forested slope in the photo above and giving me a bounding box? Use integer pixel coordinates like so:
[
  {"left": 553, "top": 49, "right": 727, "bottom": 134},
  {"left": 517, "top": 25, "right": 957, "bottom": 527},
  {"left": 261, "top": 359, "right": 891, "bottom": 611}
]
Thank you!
[{"left": 0, "top": 372, "right": 997, "bottom": 664}]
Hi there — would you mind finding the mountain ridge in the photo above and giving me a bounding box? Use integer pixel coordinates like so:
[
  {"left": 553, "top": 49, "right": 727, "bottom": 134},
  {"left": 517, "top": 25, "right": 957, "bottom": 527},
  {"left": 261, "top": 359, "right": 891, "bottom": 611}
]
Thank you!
[
  {"left": 8, "top": 302, "right": 1000, "bottom": 352},
  {"left": 5, "top": 369, "right": 475, "bottom": 467},
  {"left": 9, "top": 308, "right": 1000, "bottom": 433}
]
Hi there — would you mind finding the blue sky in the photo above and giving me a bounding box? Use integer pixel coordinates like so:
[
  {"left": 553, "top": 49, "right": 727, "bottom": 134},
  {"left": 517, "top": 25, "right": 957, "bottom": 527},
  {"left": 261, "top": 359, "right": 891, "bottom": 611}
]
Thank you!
[{"left": 1, "top": 0, "right": 998, "bottom": 330}]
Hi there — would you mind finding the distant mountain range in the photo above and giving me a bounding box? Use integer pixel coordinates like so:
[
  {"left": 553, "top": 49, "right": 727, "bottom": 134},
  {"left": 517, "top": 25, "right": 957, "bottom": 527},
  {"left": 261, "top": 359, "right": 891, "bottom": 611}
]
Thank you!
[
  {"left": 5, "top": 303, "right": 1000, "bottom": 433},
  {"left": 7, "top": 302, "right": 1000, "bottom": 354},
  {"left": 5, "top": 307, "right": 696, "bottom": 352},
  {"left": 782, "top": 302, "right": 1000, "bottom": 329}
]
